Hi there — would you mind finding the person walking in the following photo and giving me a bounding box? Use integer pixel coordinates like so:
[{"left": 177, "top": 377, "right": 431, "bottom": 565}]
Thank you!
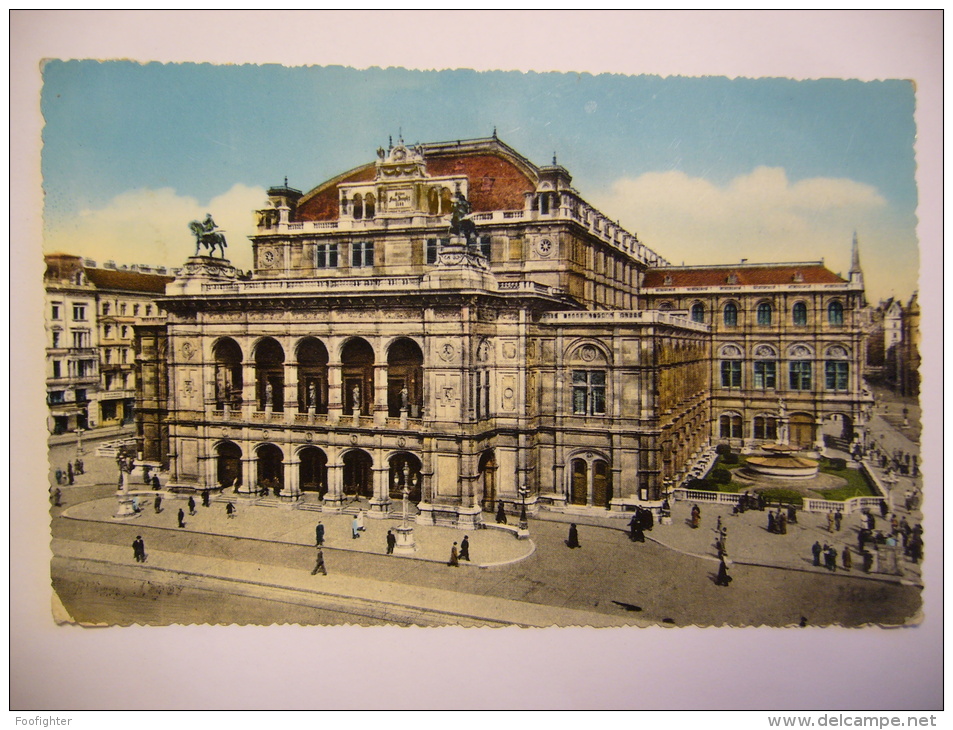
[
  {"left": 132, "top": 536, "right": 145, "bottom": 563},
  {"left": 448, "top": 542, "right": 460, "bottom": 567},
  {"left": 690, "top": 504, "right": 701, "bottom": 529},
  {"left": 202, "top": 490, "right": 211, "bottom": 508},
  {"left": 812, "top": 541, "right": 822, "bottom": 566},
  {"left": 188, "top": 496, "right": 196, "bottom": 516},
  {"left": 52, "top": 488, "right": 62, "bottom": 507},
  {"left": 356, "top": 510, "right": 366, "bottom": 532},
  {"left": 567, "top": 523, "right": 580, "bottom": 548},
  {"left": 834, "top": 511, "right": 842, "bottom": 531},
  {"left": 177, "top": 508, "right": 185, "bottom": 528},
  {"left": 842, "top": 546, "right": 852, "bottom": 571},
  {"left": 154, "top": 494, "right": 162, "bottom": 514},
  {"left": 386, "top": 530, "right": 396, "bottom": 555},
  {"left": 315, "top": 522, "right": 325, "bottom": 546},
  {"left": 226, "top": 501, "right": 235, "bottom": 519},
  {"left": 827, "top": 511, "right": 835, "bottom": 533},
  {"left": 778, "top": 512, "right": 787, "bottom": 535},
  {"left": 767, "top": 511, "right": 776, "bottom": 534},
  {"left": 151, "top": 474, "right": 161, "bottom": 490},
  {"left": 351, "top": 515, "right": 361, "bottom": 539},
  {"left": 67, "top": 462, "right": 74, "bottom": 486},
  {"left": 460, "top": 535, "right": 471, "bottom": 562},
  {"left": 824, "top": 545, "right": 837, "bottom": 572},
  {"left": 787, "top": 503, "right": 798, "bottom": 524},
  {"left": 311, "top": 546, "right": 327, "bottom": 575},
  {"left": 715, "top": 558, "right": 732, "bottom": 587}
]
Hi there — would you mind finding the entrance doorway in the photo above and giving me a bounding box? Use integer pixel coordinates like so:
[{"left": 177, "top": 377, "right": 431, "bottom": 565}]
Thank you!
[
  {"left": 388, "top": 452, "right": 422, "bottom": 502},
  {"left": 479, "top": 450, "right": 497, "bottom": 512},
  {"left": 216, "top": 441, "right": 242, "bottom": 489},
  {"left": 299, "top": 446, "right": 328, "bottom": 496},
  {"left": 256, "top": 443, "right": 284, "bottom": 495},
  {"left": 343, "top": 449, "right": 373, "bottom": 498},
  {"left": 789, "top": 414, "right": 816, "bottom": 448}
]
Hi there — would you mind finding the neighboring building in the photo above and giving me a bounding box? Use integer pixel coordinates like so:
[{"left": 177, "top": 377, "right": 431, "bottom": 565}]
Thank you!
[
  {"left": 898, "top": 291, "right": 920, "bottom": 398},
  {"left": 142, "top": 135, "right": 869, "bottom": 525},
  {"left": 44, "top": 254, "right": 173, "bottom": 435}
]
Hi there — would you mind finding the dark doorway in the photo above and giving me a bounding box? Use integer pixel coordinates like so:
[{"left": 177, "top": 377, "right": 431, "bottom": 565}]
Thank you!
[{"left": 343, "top": 449, "right": 373, "bottom": 498}]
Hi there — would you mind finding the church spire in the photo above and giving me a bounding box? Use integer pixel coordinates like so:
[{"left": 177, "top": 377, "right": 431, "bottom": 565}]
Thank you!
[{"left": 849, "top": 231, "right": 866, "bottom": 303}]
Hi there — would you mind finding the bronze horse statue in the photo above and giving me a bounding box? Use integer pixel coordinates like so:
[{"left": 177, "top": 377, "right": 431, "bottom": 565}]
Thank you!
[
  {"left": 189, "top": 216, "right": 228, "bottom": 258},
  {"left": 449, "top": 189, "right": 478, "bottom": 244}
]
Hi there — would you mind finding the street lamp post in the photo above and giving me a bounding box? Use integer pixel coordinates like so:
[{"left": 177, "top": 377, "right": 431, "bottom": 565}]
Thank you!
[
  {"left": 517, "top": 484, "right": 529, "bottom": 535},
  {"left": 75, "top": 427, "right": 85, "bottom": 459},
  {"left": 393, "top": 463, "right": 417, "bottom": 555}
]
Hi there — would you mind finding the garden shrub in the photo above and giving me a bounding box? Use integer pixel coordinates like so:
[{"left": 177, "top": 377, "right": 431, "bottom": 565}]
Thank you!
[
  {"left": 711, "top": 468, "right": 732, "bottom": 484},
  {"left": 757, "top": 488, "right": 803, "bottom": 507},
  {"left": 715, "top": 443, "right": 732, "bottom": 456}
]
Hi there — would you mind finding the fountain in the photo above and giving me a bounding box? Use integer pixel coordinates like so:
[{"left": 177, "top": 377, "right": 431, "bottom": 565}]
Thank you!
[{"left": 745, "top": 443, "right": 820, "bottom": 479}]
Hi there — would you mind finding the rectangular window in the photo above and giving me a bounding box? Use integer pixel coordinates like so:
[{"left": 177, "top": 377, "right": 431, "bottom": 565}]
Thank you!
[
  {"left": 426, "top": 238, "right": 438, "bottom": 264},
  {"left": 721, "top": 360, "right": 742, "bottom": 388},
  {"left": 475, "top": 371, "right": 491, "bottom": 419},
  {"left": 51, "top": 331, "right": 60, "bottom": 348},
  {"left": 71, "top": 330, "right": 90, "bottom": 349},
  {"left": 351, "top": 240, "right": 374, "bottom": 268},
  {"left": 316, "top": 243, "right": 339, "bottom": 269},
  {"left": 754, "top": 417, "right": 778, "bottom": 440},
  {"left": 51, "top": 304, "right": 60, "bottom": 320},
  {"left": 75, "top": 389, "right": 87, "bottom": 403},
  {"left": 572, "top": 370, "right": 606, "bottom": 416},
  {"left": 104, "top": 373, "right": 113, "bottom": 390},
  {"left": 789, "top": 360, "right": 812, "bottom": 391},
  {"left": 49, "top": 390, "right": 65, "bottom": 404},
  {"left": 825, "top": 361, "right": 849, "bottom": 391},
  {"left": 52, "top": 361, "right": 61, "bottom": 378},
  {"left": 77, "top": 360, "right": 95, "bottom": 377},
  {"left": 72, "top": 304, "right": 87, "bottom": 321},
  {"left": 479, "top": 235, "right": 492, "bottom": 260},
  {"left": 753, "top": 361, "right": 777, "bottom": 389}
]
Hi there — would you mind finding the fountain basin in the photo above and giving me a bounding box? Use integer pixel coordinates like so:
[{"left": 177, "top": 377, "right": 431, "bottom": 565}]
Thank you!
[{"left": 745, "top": 455, "right": 819, "bottom": 479}]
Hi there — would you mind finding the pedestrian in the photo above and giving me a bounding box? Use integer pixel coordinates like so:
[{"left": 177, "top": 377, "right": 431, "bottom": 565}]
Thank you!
[
  {"left": 824, "top": 545, "right": 837, "bottom": 571},
  {"left": 315, "top": 522, "right": 325, "bottom": 546},
  {"left": 879, "top": 499, "right": 889, "bottom": 519},
  {"left": 311, "top": 546, "right": 327, "bottom": 575},
  {"left": 778, "top": 512, "right": 787, "bottom": 535},
  {"left": 909, "top": 535, "right": 923, "bottom": 563},
  {"left": 862, "top": 549, "right": 874, "bottom": 573},
  {"left": 767, "top": 510, "right": 776, "bottom": 534},
  {"left": 787, "top": 503, "right": 798, "bottom": 524},
  {"left": 154, "top": 494, "right": 162, "bottom": 513},
  {"left": 448, "top": 542, "right": 460, "bottom": 567},
  {"left": 827, "top": 511, "right": 835, "bottom": 533},
  {"left": 690, "top": 503, "right": 701, "bottom": 529},
  {"left": 52, "top": 488, "right": 62, "bottom": 507},
  {"left": 714, "top": 558, "right": 732, "bottom": 587},
  {"left": 67, "top": 462, "right": 74, "bottom": 485},
  {"left": 716, "top": 538, "right": 727, "bottom": 560},
  {"left": 188, "top": 496, "right": 196, "bottom": 515},
  {"left": 74, "top": 458, "right": 84, "bottom": 475},
  {"left": 177, "top": 508, "right": 185, "bottom": 528},
  {"left": 55, "top": 469, "right": 63, "bottom": 486},
  {"left": 202, "top": 490, "right": 211, "bottom": 508},
  {"left": 834, "top": 511, "right": 842, "bottom": 531},
  {"left": 812, "top": 541, "right": 822, "bottom": 566},
  {"left": 226, "top": 501, "right": 235, "bottom": 518},
  {"left": 351, "top": 515, "right": 360, "bottom": 539},
  {"left": 356, "top": 510, "right": 366, "bottom": 532},
  {"left": 496, "top": 500, "right": 507, "bottom": 524},
  {"left": 716, "top": 515, "right": 722, "bottom": 533},
  {"left": 842, "top": 546, "right": 852, "bottom": 571},
  {"left": 132, "top": 535, "right": 145, "bottom": 563},
  {"left": 151, "top": 474, "right": 160, "bottom": 490},
  {"left": 132, "top": 496, "right": 141, "bottom": 513},
  {"left": 567, "top": 523, "right": 580, "bottom": 549},
  {"left": 386, "top": 530, "right": 396, "bottom": 555},
  {"left": 460, "top": 535, "right": 471, "bottom": 561}
]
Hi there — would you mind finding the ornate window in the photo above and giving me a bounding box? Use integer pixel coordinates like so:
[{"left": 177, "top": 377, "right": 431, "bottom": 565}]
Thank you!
[
  {"left": 753, "top": 360, "right": 777, "bottom": 389},
  {"left": 572, "top": 370, "right": 606, "bottom": 416},
  {"left": 691, "top": 303, "right": 705, "bottom": 323},
  {"left": 425, "top": 238, "right": 447, "bottom": 265},
  {"left": 793, "top": 301, "right": 807, "bottom": 326},
  {"left": 824, "top": 345, "right": 850, "bottom": 391},
  {"left": 828, "top": 300, "right": 844, "bottom": 325},
  {"left": 720, "top": 414, "right": 742, "bottom": 439},
  {"left": 72, "top": 304, "right": 87, "bottom": 321},
  {"left": 757, "top": 301, "right": 772, "bottom": 326},
  {"left": 316, "top": 243, "right": 338, "bottom": 269},
  {"left": 754, "top": 416, "right": 778, "bottom": 440},
  {"left": 723, "top": 302, "right": 738, "bottom": 327},
  {"left": 479, "top": 235, "right": 492, "bottom": 260},
  {"left": 720, "top": 344, "right": 743, "bottom": 389},
  {"left": 789, "top": 361, "right": 812, "bottom": 391}
]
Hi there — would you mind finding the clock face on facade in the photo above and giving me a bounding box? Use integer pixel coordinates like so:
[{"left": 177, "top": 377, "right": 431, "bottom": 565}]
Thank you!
[
  {"left": 535, "top": 238, "right": 554, "bottom": 257},
  {"left": 261, "top": 248, "right": 277, "bottom": 267}
]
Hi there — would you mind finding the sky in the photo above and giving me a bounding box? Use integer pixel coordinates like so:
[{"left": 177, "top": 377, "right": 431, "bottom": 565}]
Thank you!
[{"left": 41, "top": 61, "right": 919, "bottom": 303}]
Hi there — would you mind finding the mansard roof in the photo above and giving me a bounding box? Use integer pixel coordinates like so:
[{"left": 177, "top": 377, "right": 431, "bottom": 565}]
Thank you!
[
  {"left": 84, "top": 267, "right": 175, "bottom": 294},
  {"left": 295, "top": 136, "right": 540, "bottom": 222},
  {"left": 642, "top": 262, "right": 846, "bottom": 289}
]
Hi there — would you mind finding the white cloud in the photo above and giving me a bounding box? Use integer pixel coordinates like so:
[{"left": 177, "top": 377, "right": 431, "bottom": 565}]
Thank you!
[
  {"left": 588, "top": 167, "right": 917, "bottom": 301},
  {"left": 44, "top": 184, "right": 267, "bottom": 273}
]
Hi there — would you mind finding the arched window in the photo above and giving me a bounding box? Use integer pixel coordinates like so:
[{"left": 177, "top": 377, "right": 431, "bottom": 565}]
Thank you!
[
  {"left": 387, "top": 338, "right": 423, "bottom": 418},
  {"left": 364, "top": 193, "right": 376, "bottom": 219},
  {"left": 793, "top": 302, "right": 807, "bottom": 326},
  {"left": 691, "top": 303, "right": 705, "bottom": 323},
  {"left": 296, "top": 338, "right": 329, "bottom": 414},
  {"left": 753, "top": 416, "right": 778, "bottom": 440},
  {"left": 828, "top": 300, "right": 844, "bottom": 325},
  {"left": 352, "top": 194, "right": 363, "bottom": 220},
  {"left": 719, "top": 414, "right": 742, "bottom": 439},
  {"left": 720, "top": 344, "right": 743, "bottom": 389},
  {"left": 723, "top": 302, "right": 738, "bottom": 327},
  {"left": 254, "top": 338, "right": 285, "bottom": 412},
  {"left": 757, "top": 301, "right": 772, "bottom": 326},
  {"left": 341, "top": 338, "right": 375, "bottom": 416},
  {"left": 213, "top": 338, "right": 243, "bottom": 410}
]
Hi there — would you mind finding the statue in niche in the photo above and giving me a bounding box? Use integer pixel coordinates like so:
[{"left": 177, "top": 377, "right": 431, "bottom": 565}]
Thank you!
[
  {"left": 400, "top": 385, "right": 409, "bottom": 411},
  {"left": 352, "top": 384, "right": 361, "bottom": 414},
  {"left": 308, "top": 381, "right": 317, "bottom": 408}
]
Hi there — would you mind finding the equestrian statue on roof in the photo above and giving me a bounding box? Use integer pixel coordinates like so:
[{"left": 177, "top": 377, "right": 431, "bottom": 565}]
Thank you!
[
  {"left": 449, "top": 186, "right": 478, "bottom": 246},
  {"left": 189, "top": 213, "right": 228, "bottom": 258}
]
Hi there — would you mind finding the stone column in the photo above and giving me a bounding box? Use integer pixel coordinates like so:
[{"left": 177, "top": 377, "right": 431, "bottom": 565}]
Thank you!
[
  {"left": 284, "top": 361, "right": 298, "bottom": 420},
  {"left": 238, "top": 454, "right": 256, "bottom": 496},
  {"left": 327, "top": 359, "right": 343, "bottom": 423},
  {"left": 242, "top": 363, "right": 256, "bottom": 419},
  {"left": 324, "top": 460, "right": 344, "bottom": 510},
  {"left": 284, "top": 452, "right": 300, "bottom": 499},
  {"left": 373, "top": 363, "right": 388, "bottom": 426},
  {"left": 368, "top": 462, "right": 391, "bottom": 515}
]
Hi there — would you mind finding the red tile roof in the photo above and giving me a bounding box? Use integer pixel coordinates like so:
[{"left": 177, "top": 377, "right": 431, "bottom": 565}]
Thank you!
[
  {"left": 84, "top": 268, "right": 174, "bottom": 294},
  {"left": 643, "top": 264, "right": 846, "bottom": 288},
  {"left": 295, "top": 139, "right": 538, "bottom": 222}
]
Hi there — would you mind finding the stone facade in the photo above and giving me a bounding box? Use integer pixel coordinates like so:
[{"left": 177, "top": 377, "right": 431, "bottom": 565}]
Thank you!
[{"left": 143, "top": 135, "right": 869, "bottom": 525}]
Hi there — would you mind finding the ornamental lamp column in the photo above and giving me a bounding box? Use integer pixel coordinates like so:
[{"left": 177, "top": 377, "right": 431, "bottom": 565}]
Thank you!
[{"left": 393, "top": 465, "right": 417, "bottom": 555}]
